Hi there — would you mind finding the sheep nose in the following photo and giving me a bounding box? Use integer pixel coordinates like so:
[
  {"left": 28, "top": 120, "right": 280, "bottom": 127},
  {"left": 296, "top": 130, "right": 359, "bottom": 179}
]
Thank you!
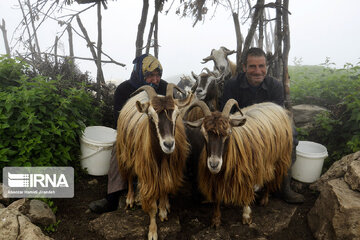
[
  {"left": 210, "top": 161, "right": 219, "bottom": 169},
  {"left": 164, "top": 141, "right": 174, "bottom": 150},
  {"left": 220, "top": 66, "right": 225, "bottom": 72}
]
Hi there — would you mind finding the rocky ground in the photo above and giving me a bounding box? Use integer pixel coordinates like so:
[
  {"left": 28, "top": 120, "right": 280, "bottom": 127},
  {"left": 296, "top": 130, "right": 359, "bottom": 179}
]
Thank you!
[{"left": 47, "top": 174, "right": 318, "bottom": 240}]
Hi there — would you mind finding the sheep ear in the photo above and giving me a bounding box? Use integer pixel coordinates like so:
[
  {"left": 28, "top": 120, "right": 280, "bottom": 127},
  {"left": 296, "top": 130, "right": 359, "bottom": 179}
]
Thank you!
[
  {"left": 183, "top": 119, "right": 203, "bottom": 128},
  {"left": 230, "top": 115, "right": 246, "bottom": 127},
  {"left": 136, "top": 101, "right": 150, "bottom": 113}
]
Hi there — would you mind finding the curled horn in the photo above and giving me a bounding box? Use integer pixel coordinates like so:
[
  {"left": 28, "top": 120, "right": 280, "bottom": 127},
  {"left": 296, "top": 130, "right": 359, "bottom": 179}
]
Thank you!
[
  {"left": 222, "top": 99, "right": 243, "bottom": 117},
  {"left": 166, "top": 83, "right": 185, "bottom": 97},
  {"left": 183, "top": 100, "right": 212, "bottom": 120},
  {"left": 221, "top": 46, "right": 236, "bottom": 56},
  {"left": 131, "top": 85, "right": 157, "bottom": 99}
]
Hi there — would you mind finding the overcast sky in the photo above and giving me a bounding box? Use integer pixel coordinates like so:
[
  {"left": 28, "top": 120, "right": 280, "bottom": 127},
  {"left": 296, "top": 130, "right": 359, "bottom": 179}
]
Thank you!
[{"left": 1, "top": 0, "right": 360, "bottom": 84}]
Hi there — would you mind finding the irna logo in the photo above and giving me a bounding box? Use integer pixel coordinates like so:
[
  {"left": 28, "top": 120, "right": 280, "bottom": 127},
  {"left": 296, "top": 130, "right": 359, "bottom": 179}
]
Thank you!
[{"left": 8, "top": 172, "right": 69, "bottom": 188}]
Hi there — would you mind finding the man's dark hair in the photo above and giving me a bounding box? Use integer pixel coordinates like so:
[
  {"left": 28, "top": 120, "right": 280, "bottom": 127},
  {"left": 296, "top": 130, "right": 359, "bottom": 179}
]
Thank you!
[{"left": 243, "top": 47, "right": 266, "bottom": 65}]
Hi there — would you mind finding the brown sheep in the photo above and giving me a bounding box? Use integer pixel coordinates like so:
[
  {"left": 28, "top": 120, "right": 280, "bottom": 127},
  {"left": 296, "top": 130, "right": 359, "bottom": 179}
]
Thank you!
[
  {"left": 184, "top": 100, "right": 293, "bottom": 227},
  {"left": 116, "top": 84, "right": 192, "bottom": 240}
]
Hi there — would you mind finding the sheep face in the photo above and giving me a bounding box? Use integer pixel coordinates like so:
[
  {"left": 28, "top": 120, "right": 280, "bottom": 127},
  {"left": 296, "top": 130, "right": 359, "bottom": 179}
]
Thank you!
[{"left": 136, "top": 95, "right": 180, "bottom": 154}]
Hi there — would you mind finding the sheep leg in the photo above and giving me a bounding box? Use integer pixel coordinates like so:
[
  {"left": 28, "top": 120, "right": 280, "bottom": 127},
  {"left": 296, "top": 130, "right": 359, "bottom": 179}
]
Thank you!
[
  {"left": 147, "top": 200, "right": 158, "bottom": 240},
  {"left": 211, "top": 201, "right": 221, "bottom": 228},
  {"left": 125, "top": 175, "right": 135, "bottom": 209},
  {"left": 158, "top": 193, "right": 170, "bottom": 222},
  {"left": 242, "top": 205, "right": 252, "bottom": 225}
]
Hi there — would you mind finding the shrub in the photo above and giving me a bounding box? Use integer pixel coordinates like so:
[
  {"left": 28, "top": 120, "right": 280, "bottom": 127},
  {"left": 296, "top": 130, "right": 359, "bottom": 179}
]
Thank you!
[
  {"left": 0, "top": 57, "right": 100, "bottom": 173},
  {"left": 290, "top": 62, "right": 360, "bottom": 170}
]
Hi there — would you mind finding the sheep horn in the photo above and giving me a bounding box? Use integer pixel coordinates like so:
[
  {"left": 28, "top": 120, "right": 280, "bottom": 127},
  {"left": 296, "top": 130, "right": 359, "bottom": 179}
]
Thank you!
[
  {"left": 222, "top": 99, "right": 243, "bottom": 117},
  {"left": 131, "top": 85, "right": 158, "bottom": 99},
  {"left": 183, "top": 100, "right": 212, "bottom": 120}
]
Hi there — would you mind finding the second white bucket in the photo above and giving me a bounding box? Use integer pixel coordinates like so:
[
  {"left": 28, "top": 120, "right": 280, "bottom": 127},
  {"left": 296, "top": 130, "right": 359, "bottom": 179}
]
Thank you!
[
  {"left": 291, "top": 141, "right": 328, "bottom": 183},
  {"left": 80, "top": 126, "right": 117, "bottom": 176}
]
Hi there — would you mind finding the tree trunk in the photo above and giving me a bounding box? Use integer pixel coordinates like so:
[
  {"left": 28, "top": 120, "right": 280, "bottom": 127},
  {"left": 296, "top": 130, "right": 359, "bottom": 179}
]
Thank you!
[
  {"left": 273, "top": 0, "right": 282, "bottom": 80},
  {"left": 232, "top": 12, "right": 243, "bottom": 74},
  {"left": 18, "top": 0, "right": 36, "bottom": 64},
  {"left": 0, "top": 19, "right": 11, "bottom": 57},
  {"left": 54, "top": 36, "right": 58, "bottom": 69},
  {"left": 76, "top": 15, "right": 105, "bottom": 84},
  {"left": 26, "top": 0, "right": 41, "bottom": 59},
  {"left": 241, "top": 0, "right": 264, "bottom": 65},
  {"left": 258, "top": 7, "right": 264, "bottom": 49},
  {"left": 67, "top": 23, "right": 75, "bottom": 72},
  {"left": 282, "top": 0, "right": 291, "bottom": 110},
  {"left": 135, "top": 0, "right": 149, "bottom": 57},
  {"left": 96, "top": 1, "right": 104, "bottom": 100}
]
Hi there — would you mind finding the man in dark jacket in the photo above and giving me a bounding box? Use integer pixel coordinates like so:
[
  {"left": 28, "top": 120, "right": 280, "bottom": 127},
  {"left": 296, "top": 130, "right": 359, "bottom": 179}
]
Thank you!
[
  {"left": 89, "top": 54, "right": 168, "bottom": 213},
  {"left": 221, "top": 47, "right": 304, "bottom": 204}
]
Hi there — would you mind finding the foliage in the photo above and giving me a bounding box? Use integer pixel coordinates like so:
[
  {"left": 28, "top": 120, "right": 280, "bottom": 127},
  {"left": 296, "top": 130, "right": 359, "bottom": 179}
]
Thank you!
[
  {"left": 0, "top": 56, "right": 101, "bottom": 173},
  {"left": 290, "top": 61, "right": 360, "bottom": 169}
]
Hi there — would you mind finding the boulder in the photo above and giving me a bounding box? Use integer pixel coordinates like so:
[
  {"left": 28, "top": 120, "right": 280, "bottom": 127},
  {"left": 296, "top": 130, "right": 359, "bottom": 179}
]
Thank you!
[
  {"left": 8, "top": 198, "right": 56, "bottom": 227},
  {"left": 0, "top": 208, "right": 53, "bottom": 240},
  {"left": 310, "top": 151, "right": 360, "bottom": 192},
  {"left": 344, "top": 160, "right": 360, "bottom": 191},
  {"left": 307, "top": 178, "right": 360, "bottom": 240},
  {"left": 292, "top": 104, "right": 329, "bottom": 129},
  {"left": 0, "top": 183, "right": 11, "bottom": 206},
  {"left": 89, "top": 207, "right": 181, "bottom": 240}
]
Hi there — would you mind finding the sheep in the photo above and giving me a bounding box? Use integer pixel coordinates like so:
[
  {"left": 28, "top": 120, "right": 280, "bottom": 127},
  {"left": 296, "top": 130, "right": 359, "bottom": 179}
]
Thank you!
[
  {"left": 202, "top": 46, "right": 237, "bottom": 82},
  {"left": 116, "top": 84, "right": 193, "bottom": 240},
  {"left": 183, "top": 99, "right": 293, "bottom": 228}
]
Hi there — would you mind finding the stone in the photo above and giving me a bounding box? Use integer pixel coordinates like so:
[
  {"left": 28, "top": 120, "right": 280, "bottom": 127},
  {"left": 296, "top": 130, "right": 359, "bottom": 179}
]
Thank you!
[
  {"left": 292, "top": 104, "right": 329, "bottom": 129},
  {"left": 90, "top": 207, "right": 181, "bottom": 240},
  {"left": 310, "top": 151, "right": 360, "bottom": 192},
  {"left": 344, "top": 160, "right": 360, "bottom": 191},
  {"left": 0, "top": 183, "right": 11, "bottom": 206},
  {"left": 0, "top": 208, "right": 53, "bottom": 240},
  {"left": 7, "top": 198, "right": 56, "bottom": 227},
  {"left": 191, "top": 227, "right": 231, "bottom": 240},
  {"left": 307, "top": 178, "right": 360, "bottom": 240}
]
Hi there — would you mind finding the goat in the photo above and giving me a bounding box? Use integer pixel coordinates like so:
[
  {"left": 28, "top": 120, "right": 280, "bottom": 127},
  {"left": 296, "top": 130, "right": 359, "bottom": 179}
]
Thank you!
[
  {"left": 174, "top": 74, "right": 195, "bottom": 99},
  {"left": 190, "top": 68, "right": 223, "bottom": 112},
  {"left": 183, "top": 100, "right": 293, "bottom": 228},
  {"left": 202, "top": 46, "right": 237, "bottom": 81},
  {"left": 116, "top": 84, "right": 193, "bottom": 240}
]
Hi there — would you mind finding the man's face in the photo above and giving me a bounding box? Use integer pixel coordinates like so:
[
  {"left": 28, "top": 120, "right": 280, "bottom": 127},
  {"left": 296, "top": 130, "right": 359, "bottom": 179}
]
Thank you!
[
  {"left": 145, "top": 70, "right": 161, "bottom": 86},
  {"left": 242, "top": 55, "right": 267, "bottom": 86}
]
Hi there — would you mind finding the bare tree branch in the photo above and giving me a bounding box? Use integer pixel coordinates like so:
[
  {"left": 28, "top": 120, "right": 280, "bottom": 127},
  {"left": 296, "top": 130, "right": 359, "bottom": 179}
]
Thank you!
[{"left": 0, "top": 19, "right": 11, "bottom": 56}]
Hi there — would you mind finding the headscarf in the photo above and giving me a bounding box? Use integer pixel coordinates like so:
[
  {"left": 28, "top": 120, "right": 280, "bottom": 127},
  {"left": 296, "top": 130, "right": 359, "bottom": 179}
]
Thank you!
[{"left": 129, "top": 54, "right": 163, "bottom": 89}]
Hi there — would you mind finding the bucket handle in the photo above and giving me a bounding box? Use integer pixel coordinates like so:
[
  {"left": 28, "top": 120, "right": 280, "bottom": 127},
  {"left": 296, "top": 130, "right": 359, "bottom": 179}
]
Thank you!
[{"left": 81, "top": 147, "right": 105, "bottom": 160}]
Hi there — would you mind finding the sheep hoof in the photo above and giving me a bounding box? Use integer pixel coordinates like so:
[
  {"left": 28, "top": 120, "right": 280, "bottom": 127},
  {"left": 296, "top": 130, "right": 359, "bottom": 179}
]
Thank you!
[
  {"left": 148, "top": 231, "right": 158, "bottom": 240},
  {"left": 260, "top": 197, "right": 268, "bottom": 206},
  {"left": 159, "top": 209, "right": 168, "bottom": 222}
]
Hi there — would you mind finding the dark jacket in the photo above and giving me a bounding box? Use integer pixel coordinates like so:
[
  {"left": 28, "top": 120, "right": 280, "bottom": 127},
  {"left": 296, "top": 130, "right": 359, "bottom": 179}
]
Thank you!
[{"left": 220, "top": 72, "right": 284, "bottom": 110}]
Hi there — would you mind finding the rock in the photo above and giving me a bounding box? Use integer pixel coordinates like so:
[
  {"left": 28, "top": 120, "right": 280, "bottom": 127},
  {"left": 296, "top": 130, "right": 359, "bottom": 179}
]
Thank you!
[
  {"left": 7, "top": 198, "right": 56, "bottom": 227},
  {"left": 0, "top": 183, "right": 11, "bottom": 206},
  {"left": 0, "top": 203, "right": 4, "bottom": 208},
  {"left": 344, "top": 160, "right": 360, "bottom": 191},
  {"left": 0, "top": 208, "right": 53, "bottom": 240},
  {"left": 310, "top": 151, "right": 360, "bottom": 192},
  {"left": 292, "top": 104, "right": 329, "bottom": 129},
  {"left": 90, "top": 207, "right": 181, "bottom": 240},
  {"left": 88, "top": 179, "right": 98, "bottom": 185},
  {"left": 307, "top": 178, "right": 360, "bottom": 240}
]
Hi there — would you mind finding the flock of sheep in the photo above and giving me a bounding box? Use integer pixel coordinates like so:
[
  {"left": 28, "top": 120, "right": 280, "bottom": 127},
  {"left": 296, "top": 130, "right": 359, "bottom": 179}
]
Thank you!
[{"left": 115, "top": 47, "right": 293, "bottom": 240}]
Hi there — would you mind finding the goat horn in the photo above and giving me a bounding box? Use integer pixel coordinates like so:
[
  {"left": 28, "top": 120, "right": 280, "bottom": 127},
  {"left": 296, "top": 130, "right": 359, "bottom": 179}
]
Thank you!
[
  {"left": 131, "top": 85, "right": 157, "bottom": 99},
  {"left": 183, "top": 100, "right": 212, "bottom": 121},
  {"left": 222, "top": 99, "right": 243, "bottom": 117},
  {"left": 166, "top": 83, "right": 185, "bottom": 97},
  {"left": 201, "top": 67, "right": 212, "bottom": 75},
  {"left": 201, "top": 55, "right": 214, "bottom": 64},
  {"left": 175, "top": 92, "right": 194, "bottom": 108},
  {"left": 221, "top": 46, "right": 236, "bottom": 56}
]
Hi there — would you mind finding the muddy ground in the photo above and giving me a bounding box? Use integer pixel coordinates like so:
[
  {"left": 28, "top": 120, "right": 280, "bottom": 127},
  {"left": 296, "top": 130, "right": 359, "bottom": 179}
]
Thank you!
[{"left": 47, "top": 174, "right": 318, "bottom": 240}]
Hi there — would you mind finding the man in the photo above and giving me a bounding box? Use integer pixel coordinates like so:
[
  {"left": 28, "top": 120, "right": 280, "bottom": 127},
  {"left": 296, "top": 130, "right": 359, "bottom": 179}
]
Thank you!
[
  {"left": 221, "top": 47, "right": 304, "bottom": 204},
  {"left": 89, "top": 54, "right": 168, "bottom": 213}
]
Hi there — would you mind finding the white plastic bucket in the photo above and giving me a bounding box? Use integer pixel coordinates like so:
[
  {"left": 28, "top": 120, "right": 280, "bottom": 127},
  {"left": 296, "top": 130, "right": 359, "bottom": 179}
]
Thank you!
[
  {"left": 291, "top": 141, "right": 328, "bottom": 183},
  {"left": 80, "top": 126, "right": 117, "bottom": 176}
]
